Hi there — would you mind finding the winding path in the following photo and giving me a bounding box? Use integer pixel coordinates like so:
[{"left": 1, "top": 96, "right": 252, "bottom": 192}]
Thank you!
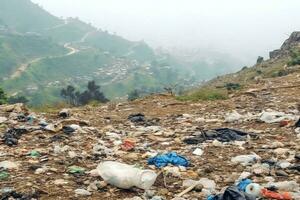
[{"left": 9, "top": 29, "right": 95, "bottom": 79}]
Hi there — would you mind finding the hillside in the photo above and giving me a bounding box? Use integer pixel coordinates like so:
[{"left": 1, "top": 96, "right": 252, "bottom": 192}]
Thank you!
[
  {"left": 0, "top": 0, "right": 244, "bottom": 106},
  {"left": 0, "top": 32, "right": 67, "bottom": 80},
  {"left": 179, "top": 31, "right": 300, "bottom": 100},
  {"left": 0, "top": 0, "right": 192, "bottom": 106},
  {"left": 0, "top": 0, "right": 62, "bottom": 32}
]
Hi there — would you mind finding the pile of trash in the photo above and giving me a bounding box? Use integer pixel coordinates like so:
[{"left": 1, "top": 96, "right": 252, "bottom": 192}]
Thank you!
[{"left": 0, "top": 72, "right": 300, "bottom": 199}]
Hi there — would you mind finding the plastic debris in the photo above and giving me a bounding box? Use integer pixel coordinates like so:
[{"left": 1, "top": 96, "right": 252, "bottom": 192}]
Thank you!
[
  {"left": 0, "top": 171, "right": 9, "bottom": 180},
  {"left": 0, "top": 161, "right": 19, "bottom": 170},
  {"left": 2, "top": 128, "right": 28, "bottom": 146},
  {"left": 97, "top": 161, "right": 157, "bottom": 190},
  {"left": 192, "top": 148, "right": 203, "bottom": 156},
  {"left": 148, "top": 152, "right": 189, "bottom": 168},
  {"left": 208, "top": 186, "right": 255, "bottom": 200},
  {"left": 261, "top": 188, "right": 292, "bottom": 200},
  {"left": 225, "top": 110, "right": 243, "bottom": 123},
  {"left": 231, "top": 153, "right": 261, "bottom": 166},
  {"left": 74, "top": 189, "right": 91, "bottom": 196},
  {"left": 296, "top": 118, "right": 300, "bottom": 127},
  {"left": 68, "top": 166, "right": 85, "bottom": 174},
  {"left": 59, "top": 109, "right": 70, "bottom": 118},
  {"left": 245, "top": 183, "right": 261, "bottom": 197},
  {"left": 237, "top": 179, "right": 252, "bottom": 191},
  {"left": 28, "top": 150, "right": 41, "bottom": 158},
  {"left": 128, "top": 113, "right": 145, "bottom": 123},
  {"left": 0, "top": 116, "right": 7, "bottom": 123},
  {"left": 184, "top": 128, "right": 251, "bottom": 144},
  {"left": 260, "top": 111, "right": 298, "bottom": 123},
  {"left": 121, "top": 139, "right": 135, "bottom": 151}
]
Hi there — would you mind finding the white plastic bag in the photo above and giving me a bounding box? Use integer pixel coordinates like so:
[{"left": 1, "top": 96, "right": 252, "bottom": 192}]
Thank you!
[
  {"left": 97, "top": 161, "right": 157, "bottom": 190},
  {"left": 231, "top": 153, "right": 261, "bottom": 166}
]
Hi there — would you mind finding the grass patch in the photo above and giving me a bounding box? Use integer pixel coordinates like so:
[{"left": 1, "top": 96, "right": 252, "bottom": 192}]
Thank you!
[
  {"left": 30, "top": 101, "right": 71, "bottom": 113},
  {"left": 176, "top": 88, "right": 228, "bottom": 101}
]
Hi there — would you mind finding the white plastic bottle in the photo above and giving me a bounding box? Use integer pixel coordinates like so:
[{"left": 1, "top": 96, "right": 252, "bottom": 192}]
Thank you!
[{"left": 97, "top": 161, "right": 157, "bottom": 190}]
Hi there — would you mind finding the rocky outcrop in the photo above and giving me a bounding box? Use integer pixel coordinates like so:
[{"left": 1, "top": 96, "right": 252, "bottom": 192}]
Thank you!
[{"left": 270, "top": 31, "right": 300, "bottom": 59}]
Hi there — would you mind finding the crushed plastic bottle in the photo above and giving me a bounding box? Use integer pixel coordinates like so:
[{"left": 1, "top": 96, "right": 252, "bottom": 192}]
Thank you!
[
  {"left": 97, "top": 161, "right": 157, "bottom": 190},
  {"left": 231, "top": 153, "right": 261, "bottom": 166}
]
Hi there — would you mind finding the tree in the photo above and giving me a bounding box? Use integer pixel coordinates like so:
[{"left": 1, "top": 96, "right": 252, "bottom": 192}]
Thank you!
[
  {"left": 257, "top": 56, "right": 264, "bottom": 64},
  {"left": 61, "top": 85, "right": 76, "bottom": 105},
  {"left": 128, "top": 89, "right": 141, "bottom": 101},
  {"left": 60, "top": 81, "right": 109, "bottom": 106},
  {"left": 0, "top": 87, "right": 7, "bottom": 105}
]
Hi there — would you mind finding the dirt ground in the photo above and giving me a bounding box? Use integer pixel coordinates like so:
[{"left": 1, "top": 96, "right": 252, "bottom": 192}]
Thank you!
[{"left": 0, "top": 72, "right": 300, "bottom": 200}]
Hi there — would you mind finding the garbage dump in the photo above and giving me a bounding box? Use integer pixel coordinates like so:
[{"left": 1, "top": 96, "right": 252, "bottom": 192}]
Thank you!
[{"left": 0, "top": 74, "right": 299, "bottom": 200}]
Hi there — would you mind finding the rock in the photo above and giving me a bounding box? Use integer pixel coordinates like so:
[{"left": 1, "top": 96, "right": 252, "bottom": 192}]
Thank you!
[
  {"left": 0, "top": 117, "right": 7, "bottom": 123},
  {"left": 34, "top": 167, "right": 48, "bottom": 174},
  {"left": 225, "top": 110, "right": 243, "bottom": 123},
  {"left": 74, "top": 189, "right": 91, "bottom": 196},
  {"left": 150, "top": 196, "right": 164, "bottom": 200},
  {"left": 275, "top": 170, "right": 289, "bottom": 177},
  {"left": 264, "top": 176, "right": 275, "bottom": 182},
  {"left": 212, "top": 140, "right": 223, "bottom": 147},
  {"left": 274, "top": 148, "right": 289, "bottom": 156},
  {"left": 0, "top": 161, "right": 19, "bottom": 170},
  {"left": 144, "top": 190, "right": 156, "bottom": 198},
  {"left": 54, "top": 179, "right": 68, "bottom": 185},
  {"left": 278, "top": 161, "right": 291, "bottom": 169},
  {"left": 164, "top": 166, "right": 181, "bottom": 177},
  {"left": 237, "top": 172, "right": 251, "bottom": 181},
  {"left": 252, "top": 163, "right": 269, "bottom": 175},
  {"left": 198, "top": 178, "right": 216, "bottom": 192},
  {"left": 87, "top": 181, "right": 98, "bottom": 191},
  {"left": 45, "top": 123, "right": 62, "bottom": 132},
  {"left": 59, "top": 109, "right": 71, "bottom": 118}
]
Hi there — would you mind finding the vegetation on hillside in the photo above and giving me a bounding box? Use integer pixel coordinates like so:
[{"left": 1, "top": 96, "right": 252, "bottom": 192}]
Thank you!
[
  {"left": 288, "top": 49, "right": 300, "bottom": 66},
  {"left": 61, "top": 81, "right": 109, "bottom": 106},
  {"left": 0, "top": 0, "right": 62, "bottom": 32},
  {"left": 177, "top": 88, "right": 228, "bottom": 101},
  {"left": 0, "top": 87, "right": 7, "bottom": 105},
  {"left": 0, "top": 33, "right": 67, "bottom": 79}
]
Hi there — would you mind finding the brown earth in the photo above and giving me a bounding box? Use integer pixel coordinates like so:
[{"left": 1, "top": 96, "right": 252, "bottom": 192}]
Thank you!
[{"left": 0, "top": 71, "right": 300, "bottom": 200}]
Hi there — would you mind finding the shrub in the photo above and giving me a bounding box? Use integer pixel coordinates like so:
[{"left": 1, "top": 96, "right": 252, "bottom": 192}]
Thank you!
[
  {"left": 256, "top": 56, "right": 264, "bottom": 64},
  {"left": 0, "top": 87, "right": 7, "bottom": 105},
  {"left": 288, "top": 49, "right": 300, "bottom": 66},
  {"left": 224, "top": 83, "right": 241, "bottom": 91},
  {"left": 8, "top": 96, "right": 29, "bottom": 104},
  {"left": 176, "top": 88, "right": 228, "bottom": 101},
  {"left": 128, "top": 89, "right": 141, "bottom": 101}
]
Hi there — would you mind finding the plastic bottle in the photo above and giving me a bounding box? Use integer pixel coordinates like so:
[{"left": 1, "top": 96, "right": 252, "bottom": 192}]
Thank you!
[
  {"left": 97, "top": 161, "right": 157, "bottom": 190},
  {"left": 245, "top": 183, "right": 261, "bottom": 197}
]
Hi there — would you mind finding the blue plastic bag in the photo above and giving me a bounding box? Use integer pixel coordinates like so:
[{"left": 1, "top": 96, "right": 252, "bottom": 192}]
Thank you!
[
  {"left": 147, "top": 152, "right": 189, "bottom": 168},
  {"left": 237, "top": 179, "right": 252, "bottom": 192}
]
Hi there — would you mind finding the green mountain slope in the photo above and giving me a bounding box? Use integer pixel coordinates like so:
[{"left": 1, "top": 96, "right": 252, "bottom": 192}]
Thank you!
[
  {"left": 0, "top": 0, "right": 62, "bottom": 32},
  {"left": 43, "top": 18, "right": 96, "bottom": 44},
  {"left": 0, "top": 32, "right": 67, "bottom": 80}
]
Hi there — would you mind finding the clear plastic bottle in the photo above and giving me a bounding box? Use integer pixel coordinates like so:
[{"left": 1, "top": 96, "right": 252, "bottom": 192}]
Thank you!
[{"left": 97, "top": 161, "right": 157, "bottom": 190}]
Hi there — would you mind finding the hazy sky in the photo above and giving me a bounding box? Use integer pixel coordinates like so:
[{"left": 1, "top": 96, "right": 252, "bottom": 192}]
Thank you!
[{"left": 31, "top": 0, "right": 300, "bottom": 64}]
